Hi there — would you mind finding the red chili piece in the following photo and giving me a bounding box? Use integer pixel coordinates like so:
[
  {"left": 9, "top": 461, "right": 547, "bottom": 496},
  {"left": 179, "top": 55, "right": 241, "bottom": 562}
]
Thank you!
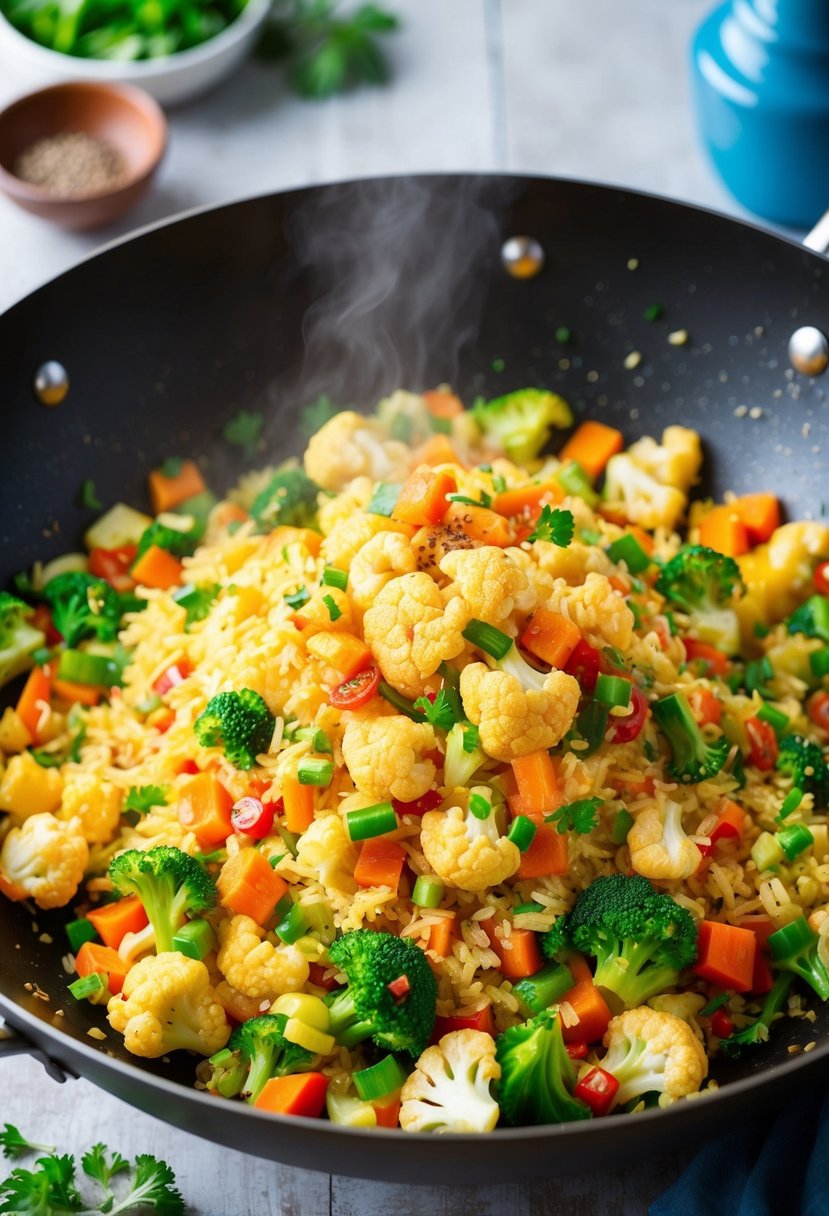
[
  {"left": 710, "top": 1009, "right": 735, "bottom": 1039},
  {"left": 607, "top": 685, "right": 649, "bottom": 744},
  {"left": 745, "top": 715, "right": 778, "bottom": 771},
  {"left": 391, "top": 790, "right": 444, "bottom": 817},
  {"left": 565, "top": 1041, "right": 589, "bottom": 1060},
  {"left": 809, "top": 691, "right": 829, "bottom": 734},
  {"left": 89, "top": 545, "right": 138, "bottom": 594},
  {"left": 153, "top": 659, "right": 192, "bottom": 696},
  {"left": 814, "top": 561, "right": 829, "bottom": 596},
  {"left": 386, "top": 975, "right": 411, "bottom": 1005},
  {"left": 683, "top": 638, "right": 730, "bottom": 677},
  {"left": 328, "top": 664, "right": 381, "bottom": 709},
  {"left": 573, "top": 1066, "right": 620, "bottom": 1116},
  {"left": 231, "top": 796, "right": 274, "bottom": 839},
  {"left": 565, "top": 639, "right": 602, "bottom": 693}
]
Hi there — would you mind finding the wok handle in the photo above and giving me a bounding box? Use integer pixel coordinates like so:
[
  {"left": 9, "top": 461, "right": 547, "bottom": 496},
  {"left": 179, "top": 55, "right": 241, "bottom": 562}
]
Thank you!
[
  {"left": 804, "top": 209, "right": 829, "bottom": 254},
  {"left": 0, "top": 1021, "right": 74, "bottom": 1084}
]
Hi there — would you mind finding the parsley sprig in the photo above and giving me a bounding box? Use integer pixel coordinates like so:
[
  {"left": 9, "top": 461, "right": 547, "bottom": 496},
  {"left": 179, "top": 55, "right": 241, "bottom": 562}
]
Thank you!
[
  {"left": 222, "top": 409, "right": 264, "bottom": 459},
  {"left": 527, "top": 504, "right": 574, "bottom": 547},
  {"left": 124, "top": 785, "right": 168, "bottom": 815},
  {"left": 546, "top": 797, "right": 602, "bottom": 835},
  {"left": 413, "top": 689, "right": 457, "bottom": 731}
]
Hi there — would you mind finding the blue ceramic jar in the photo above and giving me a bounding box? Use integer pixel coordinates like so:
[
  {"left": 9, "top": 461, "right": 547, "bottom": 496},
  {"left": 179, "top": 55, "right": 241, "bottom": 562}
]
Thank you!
[{"left": 691, "top": 0, "right": 829, "bottom": 226}]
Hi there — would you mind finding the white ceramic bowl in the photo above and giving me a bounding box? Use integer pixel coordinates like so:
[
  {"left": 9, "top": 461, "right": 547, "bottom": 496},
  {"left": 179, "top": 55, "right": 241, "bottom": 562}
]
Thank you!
[{"left": 0, "top": 0, "right": 271, "bottom": 107}]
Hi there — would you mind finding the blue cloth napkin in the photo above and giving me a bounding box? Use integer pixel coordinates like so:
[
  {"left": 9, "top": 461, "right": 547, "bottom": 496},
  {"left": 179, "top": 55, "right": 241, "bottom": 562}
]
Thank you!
[{"left": 650, "top": 1090, "right": 829, "bottom": 1216}]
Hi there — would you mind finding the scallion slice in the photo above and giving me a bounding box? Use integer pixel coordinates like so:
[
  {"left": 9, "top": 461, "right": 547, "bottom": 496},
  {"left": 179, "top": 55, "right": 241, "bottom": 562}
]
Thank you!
[
  {"left": 297, "top": 757, "right": 334, "bottom": 787},
  {"left": 346, "top": 803, "right": 398, "bottom": 841},
  {"left": 462, "top": 619, "right": 513, "bottom": 660},
  {"left": 507, "top": 815, "right": 537, "bottom": 852},
  {"left": 606, "top": 533, "right": 650, "bottom": 574},
  {"left": 172, "top": 919, "right": 215, "bottom": 960},
  {"left": 65, "top": 917, "right": 98, "bottom": 953},
  {"left": 594, "top": 673, "right": 632, "bottom": 709},
  {"left": 777, "top": 822, "right": 814, "bottom": 860},
  {"left": 366, "top": 483, "right": 402, "bottom": 517},
  {"left": 275, "top": 900, "right": 310, "bottom": 945},
  {"left": 412, "top": 875, "right": 444, "bottom": 908},
  {"left": 68, "top": 972, "right": 107, "bottom": 1000},
  {"left": 353, "top": 1054, "right": 408, "bottom": 1101},
  {"left": 468, "top": 792, "right": 491, "bottom": 820},
  {"left": 322, "top": 567, "right": 348, "bottom": 591},
  {"left": 611, "top": 808, "right": 634, "bottom": 845},
  {"left": 776, "top": 787, "right": 804, "bottom": 824},
  {"left": 757, "top": 701, "right": 789, "bottom": 734}
]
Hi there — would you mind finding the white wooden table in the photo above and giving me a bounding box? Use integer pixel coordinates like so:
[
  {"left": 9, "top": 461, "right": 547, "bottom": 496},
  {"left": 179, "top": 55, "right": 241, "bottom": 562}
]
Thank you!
[{"left": 0, "top": 1, "right": 777, "bottom": 1211}]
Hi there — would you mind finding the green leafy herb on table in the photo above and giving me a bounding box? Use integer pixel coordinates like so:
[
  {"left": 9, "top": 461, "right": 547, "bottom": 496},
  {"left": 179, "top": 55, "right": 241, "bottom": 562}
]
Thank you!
[
  {"left": 223, "top": 409, "right": 264, "bottom": 459},
  {"left": 0, "top": 1127, "right": 183, "bottom": 1215},
  {"left": 261, "top": 0, "right": 400, "bottom": 98}
]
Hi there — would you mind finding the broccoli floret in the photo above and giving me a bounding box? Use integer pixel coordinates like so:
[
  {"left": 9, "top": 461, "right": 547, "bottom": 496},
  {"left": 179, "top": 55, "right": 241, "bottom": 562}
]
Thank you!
[
  {"left": 0, "top": 592, "right": 45, "bottom": 688},
  {"left": 495, "top": 1007, "right": 591, "bottom": 1126},
  {"left": 326, "top": 929, "right": 437, "bottom": 1056},
  {"left": 250, "top": 467, "right": 321, "bottom": 531},
  {"left": 776, "top": 735, "right": 829, "bottom": 807},
  {"left": 109, "top": 845, "right": 217, "bottom": 954},
  {"left": 193, "top": 688, "right": 275, "bottom": 770},
  {"left": 718, "top": 972, "right": 795, "bottom": 1058},
  {"left": 472, "top": 389, "right": 572, "bottom": 464},
  {"left": 41, "top": 572, "right": 139, "bottom": 649},
  {"left": 785, "top": 594, "right": 829, "bottom": 643},
  {"left": 136, "top": 520, "right": 200, "bottom": 560},
  {"left": 219, "top": 1014, "right": 315, "bottom": 1103},
  {"left": 655, "top": 545, "right": 745, "bottom": 655},
  {"left": 652, "top": 691, "right": 729, "bottom": 782},
  {"left": 768, "top": 914, "right": 829, "bottom": 1002},
  {"left": 541, "top": 874, "right": 697, "bottom": 1010}
]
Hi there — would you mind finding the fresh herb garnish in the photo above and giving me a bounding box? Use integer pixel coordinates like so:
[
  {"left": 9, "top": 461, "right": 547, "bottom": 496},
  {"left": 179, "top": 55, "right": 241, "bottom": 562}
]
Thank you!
[
  {"left": 0, "top": 1125, "right": 55, "bottom": 1160},
  {"left": 413, "top": 689, "right": 457, "bottom": 731},
  {"left": 527, "top": 504, "right": 575, "bottom": 547},
  {"left": 123, "top": 785, "right": 168, "bottom": 815},
  {"left": 299, "top": 393, "right": 339, "bottom": 436},
  {"left": 322, "top": 593, "right": 342, "bottom": 622},
  {"left": 546, "top": 797, "right": 602, "bottom": 835},
  {"left": 285, "top": 587, "right": 310, "bottom": 609},
  {"left": 462, "top": 723, "right": 480, "bottom": 753},
  {"left": 223, "top": 409, "right": 264, "bottom": 459},
  {"left": 77, "top": 479, "right": 102, "bottom": 511},
  {"left": 447, "top": 491, "right": 492, "bottom": 509},
  {"left": 263, "top": 1, "right": 400, "bottom": 100},
  {"left": 172, "top": 583, "right": 220, "bottom": 627},
  {"left": 161, "top": 457, "right": 183, "bottom": 479}
]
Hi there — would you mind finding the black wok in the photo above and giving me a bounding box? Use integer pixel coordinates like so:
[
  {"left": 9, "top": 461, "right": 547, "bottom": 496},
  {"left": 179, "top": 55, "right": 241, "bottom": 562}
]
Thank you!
[{"left": 2, "top": 174, "right": 829, "bottom": 1184}]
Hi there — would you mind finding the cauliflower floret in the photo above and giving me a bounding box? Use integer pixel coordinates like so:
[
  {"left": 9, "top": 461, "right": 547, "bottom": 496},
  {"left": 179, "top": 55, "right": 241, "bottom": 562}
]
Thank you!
[
  {"left": 217, "top": 913, "right": 309, "bottom": 1001},
  {"left": 628, "top": 799, "right": 702, "bottom": 881},
  {"left": 107, "top": 952, "right": 230, "bottom": 1059},
  {"left": 737, "top": 522, "right": 829, "bottom": 635},
  {"left": 318, "top": 475, "right": 374, "bottom": 535},
  {"left": 363, "top": 573, "right": 470, "bottom": 699},
  {"left": 544, "top": 572, "right": 634, "bottom": 653},
  {"left": 0, "top": 750, "right": 63, "bottom": 819},
  {"left": 321, "top": 512, "right": 405, "bottom": 571},
  {"left": 459, "top": 662, "right": 580, "bottom": 762},
  {"left": 420, "top": 791, "right": 520, "bottom": 892},
  {"left": 304, "top": 411, "right": 410, "bottom": 492},
  {"left": 293, "top": 813, "right": 358, "bottom": 892},
  {"left": 600, "top": 1006, "right": 708, "bottom": 1108},
  {"left": 410, "top": 525, "right": 476, "bottom": 574},
  {"left": 648, "top": 992, "right": 706, "bottom": 1041},
  {"left": 349, "top": 531, "right": 418, "bottom": 612},
  {"left": 56, "top": 773, "right": 121, "bottom": 843},
  {"left": 342, "top": 713, "right": 437, "bottom": 803},
  {"left": 627, "top": 426, "right": 702, "bottom": 492},
  {"left": 439, "top": 547, "right": 533, "bottom": 623},
  {"left": 603, "top": 453, "right": 687, "bottom": 531},
  {"left": 400, "top": 1029, "right": 500, "bottom": 1133},
  {"left": 0, "top": 812, "right": 88, "bottom": 909},
  {"left": 532, "top": 538, "right": 613, "bottom": 585}
]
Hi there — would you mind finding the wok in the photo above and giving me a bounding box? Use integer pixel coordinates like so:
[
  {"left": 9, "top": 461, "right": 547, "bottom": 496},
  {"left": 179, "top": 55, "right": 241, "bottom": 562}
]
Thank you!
[{"left": 2, "top": 174, "right": 829, "bottom": 1184}]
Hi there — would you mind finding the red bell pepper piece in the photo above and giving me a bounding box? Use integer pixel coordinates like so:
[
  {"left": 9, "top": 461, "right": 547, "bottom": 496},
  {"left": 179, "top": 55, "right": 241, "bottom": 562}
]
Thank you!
[{"left": 573, "top": 1066, "right": 619, "bottom": 1116}]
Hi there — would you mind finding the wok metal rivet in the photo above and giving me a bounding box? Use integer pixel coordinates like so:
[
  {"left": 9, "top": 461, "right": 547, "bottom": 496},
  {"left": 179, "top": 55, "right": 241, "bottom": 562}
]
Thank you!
[
  {"left": 789, "top": 327, "right": 829, "bottom": 377},
  {"left": 33, "top": 360, "right": 69, "bottom": 407},
  {"left": 501, "top": 235, "right": 544, "bottom": 280}
]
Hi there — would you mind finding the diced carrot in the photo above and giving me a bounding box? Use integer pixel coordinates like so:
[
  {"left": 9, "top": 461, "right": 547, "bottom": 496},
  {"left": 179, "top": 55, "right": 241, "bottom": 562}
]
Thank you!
[
  {"left": 566, "top": 953, "right": 593, "bottom": 986},
  {"left": 217, "top": 847, "right": 288, "bottom": 925},
  {"left": 605, "top": 772, "right": 656, "bottom": 798},
  {"left": 488, "top": 927, "right": 543, "bottom": 978},
  {"left": 51, "top": 678, "right": 101, "bottom": 707},
  {"left": 148, "top": 459, "right": 206, "bottom": 515},
  {"left": 698, "top": 506, "right": 750, "bottom": 558},
  {"left": 267, "top": 526, "right": 323, "bottom": 558},
  {"left": 683, "top": 639, "right": 730, "bottom": 678},
  {"left": 423, "top": 389, "right": 464, "bottom": 418},
  {"left": 733, "top": 494, "right": 781, "bottom": 546},
  {"left": 738, "top": 915, "right": 776, "bottom": 949},
  {"left": 714, "top": 799, "right": 746, "bottom": 840},
  {"left": 86, "top": 896, "right": 148, "bottom": 950},
  {"left": 353, "top": 838, "right": 406, "bottom": 891},
  {"left": 131, "top": 544, "right": 183, "bottom": 589},
  {"left": 515, "top": 822, "right": 569, "bottom": 880},
  {"left": 418, "top": 434, "right": 464, "bottom": 467},
  {"left": 282, "top": 773, "right": 315, "bottom": 833},
  {"left": 431, "top": 1005, "right": 495, "bottom": 1043},
  {"left": 15, "top": 664, "right": 51, "bottom": 744},
  {"left": 305, "top": 631, "right": 373, "bottom": 681},
  {"left": 510, "top": 751, "right": 561, "bottom": 818},
  {"left": 149, "top": 707, "right": 176, "bottom": 734},
  {"left": 688, "top": 687, "right": 722, "bottom": 728},
  {"left": 212, "top": 502, "right": 249, "bottom": 530},
  {"left": 392, "top": 467, "right": 458, "bottom": 527},
  {"left": 442, "top": 500, "right": 513, "bottom": 546},
  {"left": 372, "top": 1093, "right": 402, "bottom": 1128},
  {"left": 558, "top": 420, "right": 624, "bottom": 481},
  {"left": 428, "top": 915, "right": 456, "bottom": 958},
  {"left": 693, "top": 921, "right": 756, "bottom": 993},
  {"left": 493, "top": 479, "right": 564, "bottom": 519},
  {"left": 253, "top": 1072, "right": 329, "bottom": 1117},
  {"left": 75, "top": 941, "right": 130, "bottom": 995},
  {"left": 520, "top": 608, "right": 581, "bottom": 670},
  {"left": 608, "top": 574, "right": 629, "bottom": 595},
  {"left": 560, "top": 956, "right": 612, "bottom": 1044},
  {"left": 177, "top": 772, "right": 233, "bottom": 847}
]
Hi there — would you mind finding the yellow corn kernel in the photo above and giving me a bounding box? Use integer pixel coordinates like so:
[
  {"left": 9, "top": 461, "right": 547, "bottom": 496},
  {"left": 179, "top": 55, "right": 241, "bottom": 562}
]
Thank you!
[
  {"left": 283, "top": 1018, "right": 335, "bottom": 1056},
  {"left": 0, "top": 708, "right": 33, "bottom": 754},
  {"left": 0, "top": 750, "right": 63, "bottom": 818}
]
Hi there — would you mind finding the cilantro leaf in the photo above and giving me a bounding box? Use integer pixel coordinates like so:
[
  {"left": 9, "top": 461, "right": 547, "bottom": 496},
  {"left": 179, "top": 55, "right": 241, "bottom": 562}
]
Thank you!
[
  {"left": 160, "top": 457, "right": 182, "bottom": 479},
  {"left": 527, "top": 505, "right": 574, "bottom": 547},
  {"left": 0, "top": 1124, "right": 55, "bottom": 1160},
  {"left": 546, "top": 797, "right": 602, "bottom": 835},
  {"left": 222, "top": 410, "right": 264, "bottom": 459},
  {"left": 299, "top": 393, "right": 339, "bottom": 437},
  {"left": 412, "top": 689, "right": 457, "bottom": 731},
  {"left": 82, "top": 1143, "right": 129, "bottom": 1209},
  {"left": 446, "top": 491, "right": 492, "bottom": 509},
  {"left": 124, "top": 786, "right": 168, "bottom": 815},
  {"left": 279, "top": 1, "right": 400, "bottom": 99},
  {"left": 172, "top": 582, "right": 220, "bottom": 627},
  {"left": 0, "top": 1154, "right": 82, "bottom": 1214},
  {"left": 77, "top": 479, "right": 102, "bottom": 511},
  {"left": 109, "top": 1154, "right": 183, "bottom": 1215}
]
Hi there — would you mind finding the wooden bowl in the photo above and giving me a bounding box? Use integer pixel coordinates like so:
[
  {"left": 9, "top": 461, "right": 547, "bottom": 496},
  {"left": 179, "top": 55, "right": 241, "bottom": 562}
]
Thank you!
[{"left": 0, "top": 81, "right": 166, "bottom": 230}]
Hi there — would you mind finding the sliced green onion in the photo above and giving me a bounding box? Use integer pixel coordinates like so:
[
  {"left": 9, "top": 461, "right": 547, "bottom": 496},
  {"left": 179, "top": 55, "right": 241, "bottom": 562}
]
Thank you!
[
  {"left": 353, "top": 1055, "right": 408, "bottom": 1101},
  {"left": 750, "top": 830, "right": 783, "bottom": 872},
  {"left": 745, "top": 656, "right": 774, "bottom": 697},
  {"left": 776, "top": 787, "right": 804, "bottom": 824},
  {"left": 810, "top": 648, "right": 829, "bottom": 678},
  {"left": 513, "top": 961, "right": 573, "bottom": 1015},
  {"left": 322, "top": 594, "right": 342, "bottom": 622},
  {"left": 606, "top": 534, "right": 650, "bottom": 574},
  {"left": 285, "top": 587, "right": 310, "bottom": 609},
  {"left": 346, "top": 803, "right": 398, "bottom": 841},
  {"left": 468, "top": 792, "right": 491, "bottom": 820},
  {"left": 769, "top": 915, "right": 817, "bottom": 963},
  {"left": 298, "top": 757, "right": 334, "bottom": 787},
  {"left": 699, "top": 991, "right": 730, "bottom": 1017},
  {"left": 275, "top": 900, "right": 309, "bottom": 945},
  {"left": 172, "top": 919, "right": 215, "bottom": 960},
  {"left": 288, "top": 724, "right": 333, "bottom": 753},
  {"left": 68, "top": 972, "right": 107, "bottom": 1000},
  {"left": 777, "top": 822, "right": 814, "bottom": 860},
  {"left": 513, "top": 901, "right": 544, "bottom": 915},
  {"left": 438, "top": 662, "right": 463, "bottom": 721},
  {"left": 366, "top": 483, "right": 402, "bottom": 517},
  {"left": 643, "top": 302, "right": 664, "bottom": 322},
  {"left": 65, "top": 917, "right": 98, "bottom": 953},
  {"left": 555, "top": 459, "right": 599, "bottom": 506},
  {"left": 378, "top": 681, "right": 423, "bottom": 721},
  {"left": 430, "top": 416, "right": 452, "bottom": 435},
  {"left": 268, "top": 854, "right": 286, "bottom": 869},
  {"left": 322, "top": 567, "right": 348, "bottom": 591},
  {"left": 57, "top": 649, "right": 119, "bottom": 687},
  {"left": 412, "top": 875, "right": 444, "bottom": 908},
  {"left": 569, "top": 700, "right": 609, "bottom": 756},
  {"left": 462, "top": 619, "right": 513, "bottom": 660},
  {"left": 757, "top": 702, "right": 789, "bottom": 734},
  {"left": 507, "top": 815, "right": 537, "bottom": 852},
  {"left": 594, "top": 673, "right": 632, "bottom": 709},
  {"left": 611, "top": 808, "right": 634, "bottom": 845}
]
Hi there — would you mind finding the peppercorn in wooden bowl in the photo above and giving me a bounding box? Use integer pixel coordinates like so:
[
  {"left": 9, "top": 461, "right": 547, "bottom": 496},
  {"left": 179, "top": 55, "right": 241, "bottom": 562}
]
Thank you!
[{"left": 0, "top": 80, "right": 165, "bottom": 230}]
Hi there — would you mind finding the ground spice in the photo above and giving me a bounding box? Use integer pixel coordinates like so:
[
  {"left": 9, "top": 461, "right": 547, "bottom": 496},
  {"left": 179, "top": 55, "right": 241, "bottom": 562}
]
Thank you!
[{"left": 13, "top": 131, "right": 126, "bottom": 197}]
